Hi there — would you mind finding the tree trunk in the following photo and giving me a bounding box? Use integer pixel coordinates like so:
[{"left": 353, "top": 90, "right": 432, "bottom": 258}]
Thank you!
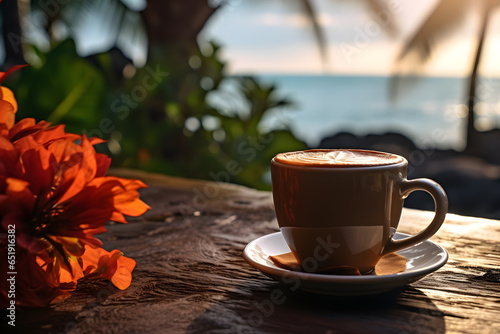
[
  {"left": 465, "top": 1, "right": 491, "bottom": 154},
  {"left": 0, "top": 0, "right": 26, "bottom": 70},
  {"left": 141, "top": 0, "right": 217, "bottom": 47}
]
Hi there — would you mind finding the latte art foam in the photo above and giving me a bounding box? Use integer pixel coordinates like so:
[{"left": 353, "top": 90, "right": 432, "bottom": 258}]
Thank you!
[{"left": 274, "top": 149, "right": 405, "bottom": 167}]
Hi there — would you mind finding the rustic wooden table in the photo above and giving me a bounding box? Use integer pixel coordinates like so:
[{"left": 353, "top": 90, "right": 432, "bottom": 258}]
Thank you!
[{"left": 10, "top": 170, "right": 500, "bottom": 334}]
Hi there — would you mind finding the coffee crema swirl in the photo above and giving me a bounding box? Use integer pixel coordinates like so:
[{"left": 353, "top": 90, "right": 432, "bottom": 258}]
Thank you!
[{"left": 274, "top": 149, "right": 405, "bottom": 167}]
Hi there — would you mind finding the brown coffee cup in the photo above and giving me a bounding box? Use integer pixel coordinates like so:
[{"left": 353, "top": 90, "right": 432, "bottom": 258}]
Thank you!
[{"left": 271, "top": 149, "right": 448, "bottom": 274}]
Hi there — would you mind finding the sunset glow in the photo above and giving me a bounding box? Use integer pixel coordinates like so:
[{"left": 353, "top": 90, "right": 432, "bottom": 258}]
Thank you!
[{"left": 202, "top": 0, "right": 500, "bottom": 77}]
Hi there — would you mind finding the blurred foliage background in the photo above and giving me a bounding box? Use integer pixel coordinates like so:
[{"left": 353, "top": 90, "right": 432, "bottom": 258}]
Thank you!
[{"left": 0, "top": 0, "right": 306, "bottom": 190}]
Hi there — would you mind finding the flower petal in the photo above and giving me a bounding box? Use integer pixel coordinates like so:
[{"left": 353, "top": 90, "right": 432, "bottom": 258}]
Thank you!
[
  {"left": 80, "top": 247, "right": 136, "bottom": 290},
  {"left": 0, "top": 64, "right": 29, "bottom": 84},
  {"left": 54, "top": 136, "right": 97, "bottom": 204},
  {"left": 111, "top": 255, "right": 136, "bottom": 290},
  {"left": 0, "top": 86, "right": 18, "bottom": 113},
  {"left": 0, "top": 100, "right": 15, "bottom": 133}
]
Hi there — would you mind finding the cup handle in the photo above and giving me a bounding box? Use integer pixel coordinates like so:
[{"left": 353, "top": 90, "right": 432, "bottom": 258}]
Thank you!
[{"left": 382, "top": 178, "right": 448, "bottom": 255}]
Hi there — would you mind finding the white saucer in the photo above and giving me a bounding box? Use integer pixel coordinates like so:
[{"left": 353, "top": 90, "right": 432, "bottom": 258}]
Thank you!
[{"left": 243, "top": 232, "right": 448, "bottom": 296}]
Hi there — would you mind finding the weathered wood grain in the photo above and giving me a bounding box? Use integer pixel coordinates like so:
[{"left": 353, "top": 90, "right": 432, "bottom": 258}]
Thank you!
[{"left": 7, "top": 169, "right": 500, "bottom": 334}]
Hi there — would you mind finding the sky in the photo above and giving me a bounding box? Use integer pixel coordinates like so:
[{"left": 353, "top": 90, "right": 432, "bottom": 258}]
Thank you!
[{"left": 201, "top": 0, "right": 500, "bottom": 76}]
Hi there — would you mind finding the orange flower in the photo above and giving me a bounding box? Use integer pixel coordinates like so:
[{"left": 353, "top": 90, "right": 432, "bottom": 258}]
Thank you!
[{"left": 0, "top": 66, "right": 149, "bottom": 307}]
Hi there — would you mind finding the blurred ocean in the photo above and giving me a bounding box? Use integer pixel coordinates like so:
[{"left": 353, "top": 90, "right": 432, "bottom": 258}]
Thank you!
[{"left": 240, "top": 75, "right": 500, "bottom": 151}]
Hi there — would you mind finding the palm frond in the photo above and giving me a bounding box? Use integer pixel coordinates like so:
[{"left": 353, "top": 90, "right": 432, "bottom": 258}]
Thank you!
[
  {"left": 299, "top": 0, "right": 329, "bottom": 64},
  {"left": 364, "top": 0, "right": 398, "bottom": 37},
  {"left": 397, "top": 0, "right": 471, "bottom": 62}
]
